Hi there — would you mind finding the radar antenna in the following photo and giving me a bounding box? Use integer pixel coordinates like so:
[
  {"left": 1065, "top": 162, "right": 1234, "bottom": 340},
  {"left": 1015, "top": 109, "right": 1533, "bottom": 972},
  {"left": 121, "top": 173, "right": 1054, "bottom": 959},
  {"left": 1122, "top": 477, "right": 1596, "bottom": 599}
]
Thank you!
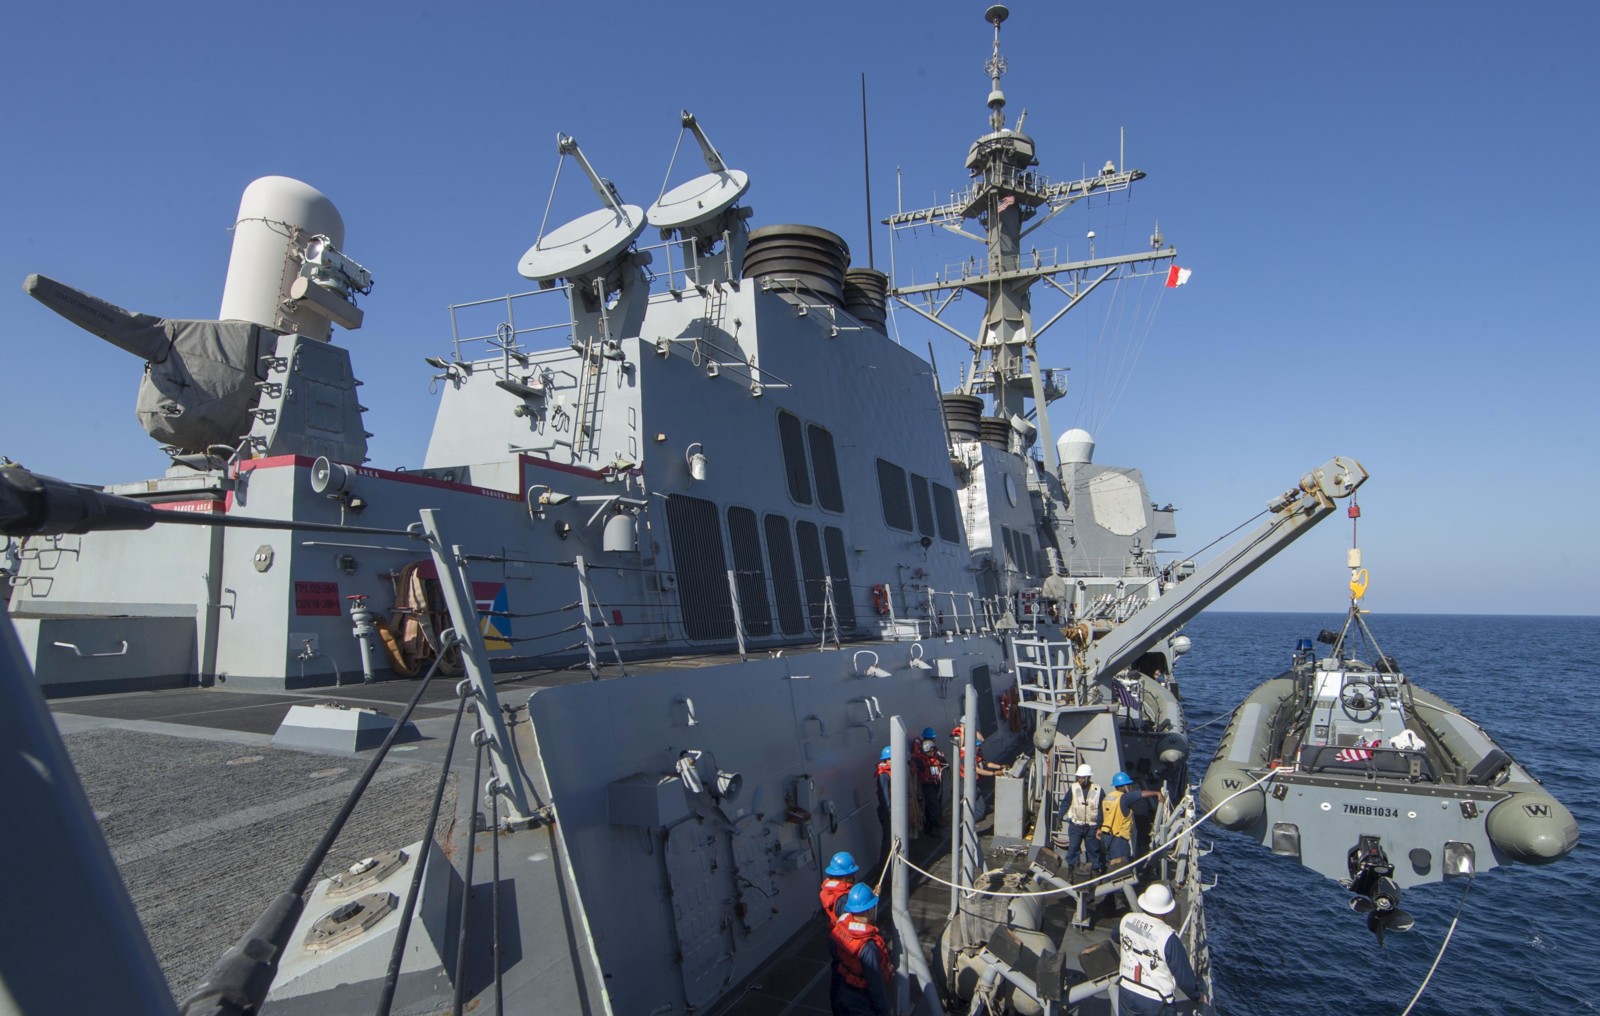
[
  {"left": 984, "top": 4, "right": 1009, "bottom": 131},
  {"left": 646, "top": 112, "right": 750, "bottom": 234},
  {"left": 518, "top": 134, "right": 654, "bottom": 380},
  {"left": 881, "top": 2, "right": 1177, "bottom": 473},
  {"left": 646, "top": 112, "right": 753, "bottom": 286},
  {"left": 518, "top": 134, "right": 646, "bottom": 284}
]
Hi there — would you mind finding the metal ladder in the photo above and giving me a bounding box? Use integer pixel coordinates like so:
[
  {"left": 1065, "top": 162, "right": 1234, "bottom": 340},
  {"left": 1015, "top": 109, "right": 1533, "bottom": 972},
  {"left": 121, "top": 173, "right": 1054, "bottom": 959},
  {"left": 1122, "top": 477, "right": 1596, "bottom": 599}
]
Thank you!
[{"left": 1047, "top": 744, "right": 1079, "bottom": 846}]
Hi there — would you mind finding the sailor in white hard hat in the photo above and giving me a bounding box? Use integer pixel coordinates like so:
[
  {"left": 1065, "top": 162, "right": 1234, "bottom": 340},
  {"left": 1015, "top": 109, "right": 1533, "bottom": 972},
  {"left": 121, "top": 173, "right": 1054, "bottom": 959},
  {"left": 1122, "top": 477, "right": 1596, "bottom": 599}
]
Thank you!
[
  {"left": 1054, "top": 762, "right": 1105, "bottom": 875},
  {"left": 1117, "top": 882, "right": 1205, "bottom": 1015}
]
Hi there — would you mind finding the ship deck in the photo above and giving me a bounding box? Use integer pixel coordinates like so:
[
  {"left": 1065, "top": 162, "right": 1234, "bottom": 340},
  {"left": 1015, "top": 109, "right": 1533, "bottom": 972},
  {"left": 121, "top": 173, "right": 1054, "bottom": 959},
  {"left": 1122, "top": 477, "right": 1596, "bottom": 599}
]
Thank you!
[
  {"left": 712, "top": 814, "right": 1181, "bottom": 1015},
  {"left": 47, "top": 666, "right": 587, "bottom": 1002},
  {"left": 40, "top": 647, "right": 901, "bottom": 1006},
  {"left": 49, "top": 655, "right": 1187, "bottom": 1013}
]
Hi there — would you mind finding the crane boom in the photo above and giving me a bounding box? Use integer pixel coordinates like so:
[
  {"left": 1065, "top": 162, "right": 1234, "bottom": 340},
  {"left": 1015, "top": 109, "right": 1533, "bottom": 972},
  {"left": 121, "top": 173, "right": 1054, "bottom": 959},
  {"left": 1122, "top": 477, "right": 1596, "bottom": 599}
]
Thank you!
[{"left": 1076, "top": 456, "right": 1368, "bottom": 683}]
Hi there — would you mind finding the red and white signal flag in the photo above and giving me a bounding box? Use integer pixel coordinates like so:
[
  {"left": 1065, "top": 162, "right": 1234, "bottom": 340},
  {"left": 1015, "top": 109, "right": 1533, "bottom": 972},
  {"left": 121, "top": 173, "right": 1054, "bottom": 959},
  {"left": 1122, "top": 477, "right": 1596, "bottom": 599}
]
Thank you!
[{"left": 1165, "top": 265, "right": 1192, "bottom": 288}]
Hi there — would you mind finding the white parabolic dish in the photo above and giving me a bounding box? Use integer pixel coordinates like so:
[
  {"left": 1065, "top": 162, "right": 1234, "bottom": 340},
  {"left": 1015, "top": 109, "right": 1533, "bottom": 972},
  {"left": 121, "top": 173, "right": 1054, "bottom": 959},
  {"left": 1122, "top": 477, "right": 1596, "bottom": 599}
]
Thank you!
[
  {"left": 518, "top": 205, "right": 646, "bottom": 282},
  {"left": 646, "top": 170, "right": 750, "bottom": 232}
]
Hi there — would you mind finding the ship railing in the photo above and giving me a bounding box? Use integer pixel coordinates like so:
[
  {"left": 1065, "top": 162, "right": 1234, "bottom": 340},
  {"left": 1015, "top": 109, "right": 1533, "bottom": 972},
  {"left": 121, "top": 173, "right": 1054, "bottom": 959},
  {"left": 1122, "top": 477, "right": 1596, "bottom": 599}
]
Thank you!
[
  {"left": 636, "top": 232, "right": 739, "bottom": 295},
  {"left": 922, "top": 586, "right": 986, "bottom": 636},
  {"left": 933, "top": 246, "right": 1065, "bottom": 284},
  {"left": 445, "top": 287, "right": 575, "bottom": 364},
  {"left": 754, "top": 275, "right": 880, "bottom": 338},
  {"left": 1011, "top": 636, "right": 1087, "bottom": 709},
  {"left": 442, "top": 281, "right": 799, "bottom": 400},
  {"left": 1073, "top": 588, "right": 1155, "bottom": 626},
  {"left": 1155, "top": 789, "right": 1213, "bottom": 990},
  {"left": 1067, "top": 558, "right": 1160, "bottom": 579},
  {"left": 458, "top": 552, "right": 950, "bottom": 673},
  {"left": 649, "top": 330, "right": 794, "bottom": 397},
  {"left": 884, "top": 161, "right": 1144, "bottom": 234}
]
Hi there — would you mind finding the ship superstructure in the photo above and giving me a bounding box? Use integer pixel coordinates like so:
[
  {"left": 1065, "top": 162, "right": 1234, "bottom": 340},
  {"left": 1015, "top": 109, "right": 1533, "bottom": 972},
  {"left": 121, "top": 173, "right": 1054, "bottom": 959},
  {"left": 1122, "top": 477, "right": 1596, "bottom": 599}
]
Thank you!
[
  {"left": 884, "top": 7, "right": 1180, "bottom": 636},
  {"left": 3, "top": 7, "right": 1381, "bottom": 1016}
]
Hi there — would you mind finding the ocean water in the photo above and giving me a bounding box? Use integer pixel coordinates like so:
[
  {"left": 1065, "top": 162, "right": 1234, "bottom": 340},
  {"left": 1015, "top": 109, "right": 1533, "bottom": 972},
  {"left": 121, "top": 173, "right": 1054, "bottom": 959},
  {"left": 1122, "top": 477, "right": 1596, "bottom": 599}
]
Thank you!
[{"left": 1180, "top": 612, "right": 1600, "bottom": 1016}]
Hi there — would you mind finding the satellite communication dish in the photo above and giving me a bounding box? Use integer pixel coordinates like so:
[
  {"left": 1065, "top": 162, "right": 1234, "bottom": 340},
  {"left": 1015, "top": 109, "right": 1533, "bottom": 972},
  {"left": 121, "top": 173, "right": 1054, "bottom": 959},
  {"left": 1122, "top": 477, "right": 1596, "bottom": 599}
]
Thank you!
[
  {"left": 646, "top": 170, "right": 749, "bottom": 233},
  {"left": 518, "top": 205, "right": 646, "bottom": 283}
]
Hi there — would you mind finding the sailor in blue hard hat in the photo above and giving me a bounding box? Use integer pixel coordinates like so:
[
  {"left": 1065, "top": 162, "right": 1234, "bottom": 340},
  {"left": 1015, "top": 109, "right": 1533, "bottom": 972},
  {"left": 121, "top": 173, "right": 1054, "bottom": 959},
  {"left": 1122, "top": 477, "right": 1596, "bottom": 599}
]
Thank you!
[
  {"left": 911, "top": 727, "right": 948, "bottom": 835},
  {"left": 1100, "top": 770, "right": 1164, "bottom": 871},
  {"left": 830, "top": 883, "right": 894, "bottom": 1015},
  {"left": 819, "top": 852, "right": 859, "bottom": 921}
]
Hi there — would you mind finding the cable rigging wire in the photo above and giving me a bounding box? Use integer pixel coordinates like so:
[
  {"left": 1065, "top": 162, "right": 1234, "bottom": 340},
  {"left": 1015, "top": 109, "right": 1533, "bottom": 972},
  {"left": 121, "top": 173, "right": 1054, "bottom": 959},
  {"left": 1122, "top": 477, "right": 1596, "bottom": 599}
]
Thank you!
[
  {"left": 1398, "top": 876, "right": 1473, "bottom": 1016},
  {"left": 894, "top": 767, "right": 1281, "bottom": 899}
]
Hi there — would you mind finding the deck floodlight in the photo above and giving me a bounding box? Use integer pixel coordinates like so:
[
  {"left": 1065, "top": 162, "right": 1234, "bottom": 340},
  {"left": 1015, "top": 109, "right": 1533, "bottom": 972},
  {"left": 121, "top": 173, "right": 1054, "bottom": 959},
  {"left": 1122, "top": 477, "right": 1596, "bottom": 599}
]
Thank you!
[
  {"left": 853, "top": 650, "right": 890, "bottom": 679},
  {"left": 526, "top": 484, "right": 571, "bottom": 521},
  {"left": 686, "top": 442, "right": 708, "bottom": 481}
]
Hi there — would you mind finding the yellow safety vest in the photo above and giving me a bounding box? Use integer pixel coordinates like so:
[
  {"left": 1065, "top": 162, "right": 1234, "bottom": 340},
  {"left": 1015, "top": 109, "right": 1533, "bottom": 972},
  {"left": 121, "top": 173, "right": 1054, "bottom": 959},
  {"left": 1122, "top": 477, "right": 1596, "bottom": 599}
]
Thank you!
[{"left": 1101, "top": 788, "right": 1133, "bottom": 841}]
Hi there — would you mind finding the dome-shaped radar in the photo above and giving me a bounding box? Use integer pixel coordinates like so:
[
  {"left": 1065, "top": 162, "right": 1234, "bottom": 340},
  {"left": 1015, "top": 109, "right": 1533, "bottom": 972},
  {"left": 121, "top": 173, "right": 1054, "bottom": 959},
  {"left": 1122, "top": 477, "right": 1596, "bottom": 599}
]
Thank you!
[
  {"left": 220, "top": 176, "right": 346, "bottom": 339},
  {"left": 1057, "top": 428, "right": 1096, "bottom": 465}
]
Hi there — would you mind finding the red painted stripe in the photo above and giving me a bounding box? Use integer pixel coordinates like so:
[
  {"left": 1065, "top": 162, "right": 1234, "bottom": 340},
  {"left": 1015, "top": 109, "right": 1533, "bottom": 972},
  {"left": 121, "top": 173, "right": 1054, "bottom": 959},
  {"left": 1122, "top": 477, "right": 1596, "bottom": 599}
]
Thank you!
[
  {"left": 151, "top": 499, "right": 224, "bottom": 513},
  {"left": 235, "top": 454, "right": 521, "bottom": 502}
]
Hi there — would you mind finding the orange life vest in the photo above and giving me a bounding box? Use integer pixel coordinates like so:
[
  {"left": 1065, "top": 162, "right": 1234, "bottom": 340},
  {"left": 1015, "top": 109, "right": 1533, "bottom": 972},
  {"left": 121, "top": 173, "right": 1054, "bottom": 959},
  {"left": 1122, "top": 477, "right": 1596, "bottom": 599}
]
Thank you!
[
  {"left": 912, "top": 744, "right": 946, "bottom": 785},
  {"left": 831, "top": 915, "right": 894, "bottom": 990},
  {"left": 819, "top": 877, "right": 853, "bottom": 919}
]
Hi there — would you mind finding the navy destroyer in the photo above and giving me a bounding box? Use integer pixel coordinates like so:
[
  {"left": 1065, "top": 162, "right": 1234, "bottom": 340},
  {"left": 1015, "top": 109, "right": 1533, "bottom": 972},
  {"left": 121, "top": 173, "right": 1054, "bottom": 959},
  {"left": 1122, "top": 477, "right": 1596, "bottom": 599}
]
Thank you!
[{"left": 3, "top": 6, "right": 1541, "bottom": 1015}]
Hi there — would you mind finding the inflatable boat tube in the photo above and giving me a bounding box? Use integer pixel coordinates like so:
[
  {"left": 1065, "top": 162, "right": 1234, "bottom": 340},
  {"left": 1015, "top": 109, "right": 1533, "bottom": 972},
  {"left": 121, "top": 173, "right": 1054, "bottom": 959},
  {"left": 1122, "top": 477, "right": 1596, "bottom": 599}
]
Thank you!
[
  {"left": 1198, "top": 677, "right": 1294, "bottom": 831},
  {"left": 1138, "top": 675, "right": 1190, "bottom": 765},
  {"left": 1409, "top": 688, "right": 1580, "bottom": 864}
]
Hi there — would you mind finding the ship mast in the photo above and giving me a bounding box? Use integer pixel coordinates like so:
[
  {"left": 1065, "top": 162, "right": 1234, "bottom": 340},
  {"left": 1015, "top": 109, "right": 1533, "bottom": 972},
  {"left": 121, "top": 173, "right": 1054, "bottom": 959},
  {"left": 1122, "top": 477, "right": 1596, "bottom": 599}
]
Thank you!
[{"left": 885, "top": 3, "right": 1177, "bottom": 473}]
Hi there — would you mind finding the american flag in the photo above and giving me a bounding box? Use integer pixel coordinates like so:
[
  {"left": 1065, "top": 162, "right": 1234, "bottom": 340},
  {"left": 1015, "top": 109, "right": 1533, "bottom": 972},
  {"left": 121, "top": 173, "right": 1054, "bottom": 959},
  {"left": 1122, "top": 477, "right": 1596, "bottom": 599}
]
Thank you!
[
  {"left": 1335, "top": 738, "right": 1382, "bottom": 763},
  {"left": 1112, "top": 680, "right": 1140, "bottom": 715}
]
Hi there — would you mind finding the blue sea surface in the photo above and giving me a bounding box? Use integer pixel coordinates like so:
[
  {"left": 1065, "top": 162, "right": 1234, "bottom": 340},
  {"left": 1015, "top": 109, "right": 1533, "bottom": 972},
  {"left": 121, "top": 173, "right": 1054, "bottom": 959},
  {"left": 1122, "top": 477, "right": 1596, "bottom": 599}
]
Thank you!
[{"left": 1181, "top": 612, "right": 1600, "bottom": 1016}]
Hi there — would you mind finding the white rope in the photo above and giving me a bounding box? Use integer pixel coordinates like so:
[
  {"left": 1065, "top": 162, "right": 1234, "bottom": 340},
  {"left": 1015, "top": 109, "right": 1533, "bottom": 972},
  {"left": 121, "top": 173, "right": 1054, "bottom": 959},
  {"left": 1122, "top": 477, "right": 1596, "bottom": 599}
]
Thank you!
[
  {"left": 895, "top": 768, "right": 1284, "bottom": 898},
  {"left": 1397, "top": 876, "right": 1472, "bottom": 1016}
]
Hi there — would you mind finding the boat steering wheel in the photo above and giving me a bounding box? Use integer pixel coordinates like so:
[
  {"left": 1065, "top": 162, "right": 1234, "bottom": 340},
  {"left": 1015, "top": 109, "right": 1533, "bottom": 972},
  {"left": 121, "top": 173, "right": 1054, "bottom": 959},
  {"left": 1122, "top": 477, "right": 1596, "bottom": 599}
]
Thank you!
[{"left": 1339, "top": 679, "right": 1380, "bottom": 722}]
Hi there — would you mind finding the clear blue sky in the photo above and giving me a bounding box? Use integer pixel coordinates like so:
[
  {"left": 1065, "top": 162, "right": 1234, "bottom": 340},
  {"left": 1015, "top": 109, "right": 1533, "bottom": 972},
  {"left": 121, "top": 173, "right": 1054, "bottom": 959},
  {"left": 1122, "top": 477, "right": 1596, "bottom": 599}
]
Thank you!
[{"left": 3, "top": 2, "right": 1596, "bottom": 615}]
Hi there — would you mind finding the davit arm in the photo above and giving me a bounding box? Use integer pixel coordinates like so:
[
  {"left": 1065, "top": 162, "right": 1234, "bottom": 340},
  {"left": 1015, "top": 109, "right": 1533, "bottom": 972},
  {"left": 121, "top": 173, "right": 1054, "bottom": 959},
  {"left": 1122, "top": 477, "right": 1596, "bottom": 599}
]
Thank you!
[{"left": 1075, "top": 456, "right": 1368, "bottom": 684}]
